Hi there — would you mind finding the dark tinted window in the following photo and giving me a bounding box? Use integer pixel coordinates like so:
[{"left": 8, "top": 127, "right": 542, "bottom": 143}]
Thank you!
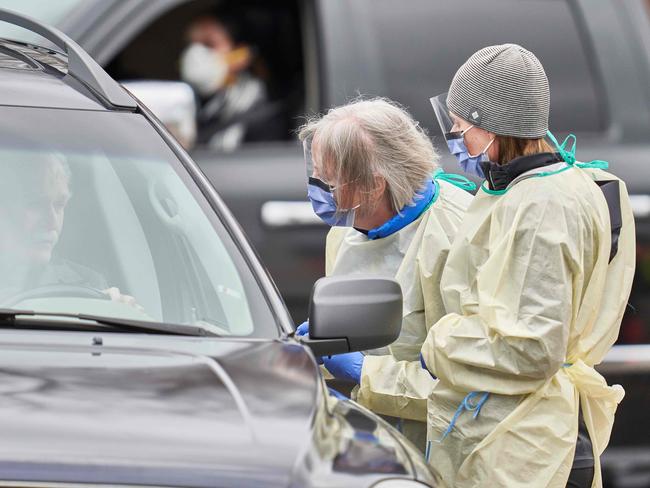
[{"left": 365, "top": 0, "right": 605, "bottom": 134}]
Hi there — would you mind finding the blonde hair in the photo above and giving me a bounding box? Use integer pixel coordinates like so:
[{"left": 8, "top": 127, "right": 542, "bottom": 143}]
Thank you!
[{"left": 298, "top": 97, "right": 438, "bottom": 212}]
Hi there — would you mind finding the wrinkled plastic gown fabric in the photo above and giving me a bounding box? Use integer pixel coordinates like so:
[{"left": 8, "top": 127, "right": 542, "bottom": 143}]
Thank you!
[
  {"left": 325, "top": 180, "right": 472, "bottom": 452},
  {"left": 421, "top": 165, "right": 635, "bottom": 487}
]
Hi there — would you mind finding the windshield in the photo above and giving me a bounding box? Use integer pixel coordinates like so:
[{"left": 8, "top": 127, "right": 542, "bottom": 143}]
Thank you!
[
  {"left": 0, "top": 106, "right": 278, "bottom": 337},
  {"left": 0, "top": 0, "right": 84, "bottom": 43}
]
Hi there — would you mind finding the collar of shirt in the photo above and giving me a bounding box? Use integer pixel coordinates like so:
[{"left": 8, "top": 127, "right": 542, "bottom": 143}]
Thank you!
[
  {"left": 364, "top": 179, "right": 437, "bottom": 240},
  {"left": 481, "top": 152, "right": 562, "bottom": 191}
]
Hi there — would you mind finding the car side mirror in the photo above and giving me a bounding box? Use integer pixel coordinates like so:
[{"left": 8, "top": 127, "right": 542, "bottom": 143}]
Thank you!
[
  {"left": 120, "top": 80, "right": 197, "bottom": 150},
  {"left": 299, "top": 275, "right": 402, "bottom": 357}
]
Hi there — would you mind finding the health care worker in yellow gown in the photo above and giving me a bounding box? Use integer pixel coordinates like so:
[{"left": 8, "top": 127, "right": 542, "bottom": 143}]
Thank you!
[
  {"left": 295, "top": 98, "right": 474, "bottom": 452},
  {"left": 421, "top": 44, "right": 635, "bottom": 488}
]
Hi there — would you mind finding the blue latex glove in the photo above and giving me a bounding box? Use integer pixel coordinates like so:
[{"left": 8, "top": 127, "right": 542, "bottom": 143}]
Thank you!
[
  {"left": 322, "top": 351, "right": 364, "bottom": 384},
  {"left": 420, "top": 353, "right": 437, "bottom": 379},
  {"left": 296, "top": 320, "right": 309, "bottom": 336}
]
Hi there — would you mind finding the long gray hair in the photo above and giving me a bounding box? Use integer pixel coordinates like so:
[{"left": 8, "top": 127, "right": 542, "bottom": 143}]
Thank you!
[{"left": 298, "top": 97, "right": 438, "bottom": 212}]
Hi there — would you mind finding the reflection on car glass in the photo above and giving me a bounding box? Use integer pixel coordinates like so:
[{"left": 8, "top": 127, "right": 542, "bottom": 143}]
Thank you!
[{"left": 0, "top": 106, "right": 275, "bottom": 337}]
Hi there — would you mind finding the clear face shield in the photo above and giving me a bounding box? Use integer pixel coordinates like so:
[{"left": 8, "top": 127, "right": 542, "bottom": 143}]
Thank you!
[
  {"left": 429, "top": 92, "right": 493, "bottom": 178},
  {"left": 303, "top": 135, "right": 357, "bottom": 227},
  {"left": 429, "top": 93, "right": 461, "bottom": 140},
  {"left": 303, "top": 134, "right": 316, "bottom": 180},
  {"left": 302, "top": 136, "right": 329, "bottom": 182}
]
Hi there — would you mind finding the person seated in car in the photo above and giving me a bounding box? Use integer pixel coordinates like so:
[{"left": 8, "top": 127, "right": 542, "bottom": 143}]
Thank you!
[
  {"left": 0, "top": 151, "right": 137, "bottom": 308},
  {"left": 180, "top": 10, "right": 268, "bottom": 152}
]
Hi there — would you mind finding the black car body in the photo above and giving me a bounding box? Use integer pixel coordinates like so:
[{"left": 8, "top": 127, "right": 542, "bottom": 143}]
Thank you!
[
  {"left": 0, "top": 10, "right": 435, "bottom": 487},
  {"left": 0, "top": 334, "right": 432, "bottom": 487}
]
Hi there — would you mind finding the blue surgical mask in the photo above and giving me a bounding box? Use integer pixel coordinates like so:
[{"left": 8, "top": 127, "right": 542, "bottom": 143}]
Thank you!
[
  {"left": 445, "top": 128, "right": 494, "bottom": 178},
  {"left": 307, "top": 177, "right": 357, "bottom": 227}
]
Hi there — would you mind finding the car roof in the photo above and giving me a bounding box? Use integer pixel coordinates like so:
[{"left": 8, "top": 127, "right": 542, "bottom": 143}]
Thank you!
[{"left": 0, "top": 38, "right": 115, "bottom": 111}]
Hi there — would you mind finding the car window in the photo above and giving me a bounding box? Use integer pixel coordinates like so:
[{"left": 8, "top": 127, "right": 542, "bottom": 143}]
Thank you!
[
  {"left": 363, "top": 0, "right": 606, "bottom": 135},
  {"left": 104, "top": 0, "right": 305, "bottom": 152},
  {"left": 0, "top": 106, "right": 278, "bottom": 338},
  {"left": 0, "top": 0, "right": 84, "bottom": 43}
]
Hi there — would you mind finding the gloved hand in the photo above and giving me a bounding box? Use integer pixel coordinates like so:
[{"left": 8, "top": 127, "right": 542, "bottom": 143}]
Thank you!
[
  {"left": 296, "top": 320, "right": 309, "bottom": 336},
  {"left": 104, "top": 287, "right": 145, "bottom": 314},
  {"left": 420, "top": 352, "right": 437, "bottom": 379},
  {"left": 322, "top": 351, "right": 364, "bottom": 384}
]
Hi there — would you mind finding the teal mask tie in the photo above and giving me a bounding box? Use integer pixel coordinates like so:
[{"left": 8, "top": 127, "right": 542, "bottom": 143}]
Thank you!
[
  {"left": 433, "top": 168, "right": 477, "bottom": 192},
  {"left": 546, "top": 130, "right": 609, "bottom": 170}
]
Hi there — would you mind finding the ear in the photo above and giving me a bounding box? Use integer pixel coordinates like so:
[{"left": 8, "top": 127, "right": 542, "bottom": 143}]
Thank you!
[
  {"left": 372, "top": 175, "right": 387, "bottom": 198},
  {"left": 368, "top": 176, "right": 389, "bottom": 208}
]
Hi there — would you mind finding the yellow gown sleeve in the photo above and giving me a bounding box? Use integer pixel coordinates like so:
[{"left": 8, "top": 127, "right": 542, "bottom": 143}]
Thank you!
[
  {"left": 422, "top": 189, "right": 591, "bottom": 395},
  {"left": 357, "top": 354, "right": 435, "bottom": 422},
  {"left": 356, "top": 222, "right": 450, "bottom": 422}
]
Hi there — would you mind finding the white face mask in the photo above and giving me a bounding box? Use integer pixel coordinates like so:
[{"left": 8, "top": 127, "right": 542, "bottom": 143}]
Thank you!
[{"left": 179, "top": 43, "right": 228, "bottom": 97}]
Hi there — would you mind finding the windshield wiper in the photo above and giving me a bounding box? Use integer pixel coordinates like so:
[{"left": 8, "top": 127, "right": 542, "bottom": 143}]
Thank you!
[{"left": 0, "top": 308, "right": 218, "bottom": 337}]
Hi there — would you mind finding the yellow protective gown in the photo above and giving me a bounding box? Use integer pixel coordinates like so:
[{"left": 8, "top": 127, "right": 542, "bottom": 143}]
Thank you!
[
  {"left": 421, "top": 163, "right": 635, "bottom": 487},
  {"left": 325, "top": 179, "right": 473, "bottom": 452}
]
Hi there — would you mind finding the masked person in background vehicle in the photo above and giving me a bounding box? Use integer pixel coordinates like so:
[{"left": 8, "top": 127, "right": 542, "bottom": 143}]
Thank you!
[
  {"left": 180, "top": 11, "right": 267, "bottom": 152},
  {"left": 422, "top": 44, "right": 635, "bottom": 488},
  {"left": 0, "top": 151, "right": 140, "bottom": 309},
  {"left": 295, "top": 98, "right": 475, "bottom": 452}
]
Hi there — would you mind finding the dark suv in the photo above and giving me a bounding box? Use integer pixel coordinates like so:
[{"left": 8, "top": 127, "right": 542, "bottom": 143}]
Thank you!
[{"left": 0, "top": 9, "right": 436, "bottom": 488}]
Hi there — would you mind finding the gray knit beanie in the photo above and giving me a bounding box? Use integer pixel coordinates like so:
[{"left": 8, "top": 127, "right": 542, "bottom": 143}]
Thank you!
[{"left": 447, "top": 44, "right": 550, "bottom": 139}]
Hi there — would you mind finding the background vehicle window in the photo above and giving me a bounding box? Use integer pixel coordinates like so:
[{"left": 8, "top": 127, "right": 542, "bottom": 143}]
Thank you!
[
  {"left": 105, "top": 0, "right": 305, "bottom": 149},
  {"left": 0, "top": 107, "right": 277, "bottom": 337},
  {"left": 364, "top": 0, "right": 606, "bottom": 135}
]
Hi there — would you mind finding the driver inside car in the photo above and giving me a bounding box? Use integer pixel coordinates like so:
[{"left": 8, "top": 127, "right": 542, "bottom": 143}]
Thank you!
[{"left": 0, "top": 151, "right": 139, "bottom": 309}]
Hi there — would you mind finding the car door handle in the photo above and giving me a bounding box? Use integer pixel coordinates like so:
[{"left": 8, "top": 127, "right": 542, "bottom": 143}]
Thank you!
[{"left": 261, "top": 201, "right": 325, "bottom": 228}]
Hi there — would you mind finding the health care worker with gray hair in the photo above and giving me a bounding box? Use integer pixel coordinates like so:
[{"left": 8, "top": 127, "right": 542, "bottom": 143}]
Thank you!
[
  {"left": 296, "top": 98, "right": 474, "bottom": 451},
  {"left": 422, "top": 44, "right": 635, "bottom": 487}
]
